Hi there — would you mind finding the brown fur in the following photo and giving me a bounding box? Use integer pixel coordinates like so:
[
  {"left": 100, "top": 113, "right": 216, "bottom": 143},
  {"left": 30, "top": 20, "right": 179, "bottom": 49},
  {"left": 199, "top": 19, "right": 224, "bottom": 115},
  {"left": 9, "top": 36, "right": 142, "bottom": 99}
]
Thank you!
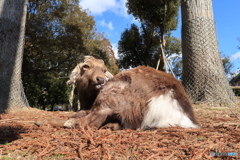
[
  {"left": 67, "top": 56, "right": 113, "bottom": 110},
  {"left": 80, "top": 66, "right": 198, "bottom": 129},
  {"left": 40, "top": 66, "right": 198, "bottom": 130}
]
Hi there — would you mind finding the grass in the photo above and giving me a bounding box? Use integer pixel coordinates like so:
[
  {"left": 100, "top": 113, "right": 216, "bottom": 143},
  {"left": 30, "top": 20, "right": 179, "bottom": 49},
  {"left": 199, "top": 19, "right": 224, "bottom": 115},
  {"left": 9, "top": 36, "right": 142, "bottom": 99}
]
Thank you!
[
  {"left": 46, "top": 154, "right": 64, "bottom": 160},
  {"left": 3, "top": 141, "right": 9, "bottom": 145}
]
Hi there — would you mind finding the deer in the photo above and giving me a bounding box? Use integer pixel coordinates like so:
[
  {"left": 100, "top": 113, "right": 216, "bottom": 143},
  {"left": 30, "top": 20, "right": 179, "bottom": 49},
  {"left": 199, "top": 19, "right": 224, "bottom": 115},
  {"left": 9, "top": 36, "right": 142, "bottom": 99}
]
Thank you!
[
  {"left": 39, "top": 66, "right": 199, "bottom": 130},
  {"left": 67, "top": 56, "right": 113, "bottom": 111},
  {"left": 77, "top": 66, "right": 199, "bottom": 129},
  {"left": 35, "top": 56, "right": 113, "bottom": 128}
]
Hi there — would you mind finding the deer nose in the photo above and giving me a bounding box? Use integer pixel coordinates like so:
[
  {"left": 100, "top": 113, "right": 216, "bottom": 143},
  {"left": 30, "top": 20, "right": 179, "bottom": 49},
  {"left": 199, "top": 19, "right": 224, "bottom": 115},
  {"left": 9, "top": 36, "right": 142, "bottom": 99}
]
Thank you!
[{"left": 96, "top": 77, "right": 105, "bottom": 85}]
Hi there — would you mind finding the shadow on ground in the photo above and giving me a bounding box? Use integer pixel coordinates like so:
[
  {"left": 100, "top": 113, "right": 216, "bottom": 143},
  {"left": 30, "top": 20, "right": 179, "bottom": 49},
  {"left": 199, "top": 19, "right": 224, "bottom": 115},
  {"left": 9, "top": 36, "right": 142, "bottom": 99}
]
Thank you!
[{"left": 0, "top": 125, "right": 26, "bottom": 144}]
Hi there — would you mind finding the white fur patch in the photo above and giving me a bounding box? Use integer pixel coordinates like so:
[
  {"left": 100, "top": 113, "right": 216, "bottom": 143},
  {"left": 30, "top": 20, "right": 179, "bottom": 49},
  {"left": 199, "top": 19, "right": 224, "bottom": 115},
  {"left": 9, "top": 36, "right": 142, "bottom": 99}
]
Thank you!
[
  {"left": 95, "top": 84, "right": 104, "bottom": 89},
  {"left": 141, "top": 90, "right": 198, "bottom": 129}
]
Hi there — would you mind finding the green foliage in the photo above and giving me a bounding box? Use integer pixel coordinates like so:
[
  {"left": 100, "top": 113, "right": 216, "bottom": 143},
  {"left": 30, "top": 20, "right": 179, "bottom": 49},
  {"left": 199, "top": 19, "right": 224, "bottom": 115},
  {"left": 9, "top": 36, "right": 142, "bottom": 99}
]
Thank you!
[
  {"left": 127, "top": 0, "right": 180, "bottom": 33},
  {"left": 4, "top": 141, "right": 9, "bottom": 145},
  {"left": 222, "top": 56, "right": 233, "bottom": 75},
  {"left": 2, "top": 158, "right": 13, "bottom": 160},
  {"left": 171, "top": 54, "right": 233, "bottom": 80},
  {"left": 23, "top": 0, "right": 118, "bottom": 109},
  {"left": 118, "top": 23, "right": 181, "bottom": 71},
  {"left": 171, "top": 57, "right": 182, "bottom": 79},
  {"left": 49, "top": 154, "right": 64, "bottom": 159},
  {"left": 126, "top": 0, "right": 180, "bottom": 70},
  {"left": 165, "top": 34, "right": 181, "bottom": 57},
  {"left": 118, "top": 23, "right": 158, "bottom": 69}
]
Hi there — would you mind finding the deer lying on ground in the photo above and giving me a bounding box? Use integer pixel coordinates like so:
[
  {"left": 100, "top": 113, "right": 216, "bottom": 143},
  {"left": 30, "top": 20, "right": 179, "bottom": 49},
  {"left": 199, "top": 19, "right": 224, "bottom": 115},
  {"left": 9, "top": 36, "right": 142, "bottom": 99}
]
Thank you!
[
  {"left": 78, "top": 66, "right": 198, "bottom": 129},
  {"left": 38, "top": 66, "right": 199, "bottom": 130}
]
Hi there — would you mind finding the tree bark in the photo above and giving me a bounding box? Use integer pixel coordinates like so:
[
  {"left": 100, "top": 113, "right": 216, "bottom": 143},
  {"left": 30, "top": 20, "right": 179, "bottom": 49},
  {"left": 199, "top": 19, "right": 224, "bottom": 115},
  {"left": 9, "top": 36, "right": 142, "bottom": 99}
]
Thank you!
[
  {"left": 181, "top": 0, "right": 237, "bottom": 106},
  {"left": 0, "top": 0, "right": 29, "bottom": 112}
]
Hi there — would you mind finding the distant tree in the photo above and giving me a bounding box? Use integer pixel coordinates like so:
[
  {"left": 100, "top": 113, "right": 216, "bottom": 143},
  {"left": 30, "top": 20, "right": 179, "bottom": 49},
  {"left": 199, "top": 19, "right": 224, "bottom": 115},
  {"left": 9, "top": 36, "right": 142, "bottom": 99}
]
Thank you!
[
  {"left": 23, "top": 0, "right": 118, "bottom": 109},
  {"left": 165, "top": 34, "right": 181, "bottom": 57},
  {"left": 126, "top": 0, "right": 180, "bottom": 71},
  {"left": 118, "top": 23, "right": 181, "bottom": 71},
  {"left": 100, "top": 38, "right": 119, "bottom": 75},
  {"left": 118, "top": 23, "right": 158, "bottom": 69},
  {"left": 181, "top": 0, "right": 236, "bottom": 105},
  {"left": 170, "top": 54, "right": 233, "bottom": 80},
  {"left": 0, "top": 0, "right": 29, "bottom": 112},
  {"left": 222, "top": 56, "right": 233, "bottom": 75},
  {"left": 169, "top": 55, "right": 182, "bottom": 79}
]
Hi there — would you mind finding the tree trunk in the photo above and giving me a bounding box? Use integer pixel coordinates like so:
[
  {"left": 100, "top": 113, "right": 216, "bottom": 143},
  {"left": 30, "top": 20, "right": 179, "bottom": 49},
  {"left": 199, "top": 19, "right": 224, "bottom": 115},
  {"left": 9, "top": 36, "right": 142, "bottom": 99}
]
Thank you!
[
  {"left": 156, "top": 31, "right": 167, "bottom": 71},
  {"left": 0, "top": 0, "right": 29, "bottom": 112},
  {"left": 181, "top": 0, "right": 237, "bottom": 106}
]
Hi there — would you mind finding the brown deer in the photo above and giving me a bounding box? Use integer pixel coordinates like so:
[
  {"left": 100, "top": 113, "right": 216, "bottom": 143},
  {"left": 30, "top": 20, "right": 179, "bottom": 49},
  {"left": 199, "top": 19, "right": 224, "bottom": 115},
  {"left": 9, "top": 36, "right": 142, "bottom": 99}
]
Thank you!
[
  {"left": 37, "top": 66, "right": 199, "bottom": 130},
  {"left": 77, "top": 66, "right": 199, "bottom": 129},
  {"left": 67, "top": 56, "right": 113, "bottom": 111},
  {"left": 35, "top": 56, "right": 114, "bottom": 128}
]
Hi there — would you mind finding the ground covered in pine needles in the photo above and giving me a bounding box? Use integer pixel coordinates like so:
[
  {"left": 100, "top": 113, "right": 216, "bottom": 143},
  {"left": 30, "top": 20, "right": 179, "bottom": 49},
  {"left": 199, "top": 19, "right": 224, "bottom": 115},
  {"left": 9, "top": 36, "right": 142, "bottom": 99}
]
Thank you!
[{"left": 0, "top": 104, "right": 240, "bottom": 160}]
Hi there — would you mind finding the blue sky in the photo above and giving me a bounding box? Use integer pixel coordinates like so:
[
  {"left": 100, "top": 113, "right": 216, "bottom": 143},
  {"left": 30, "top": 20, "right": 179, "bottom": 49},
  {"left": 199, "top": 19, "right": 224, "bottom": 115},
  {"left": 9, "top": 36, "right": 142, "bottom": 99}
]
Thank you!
[{"left": 79, "top": 0, "right": 240, "bottom": 73}]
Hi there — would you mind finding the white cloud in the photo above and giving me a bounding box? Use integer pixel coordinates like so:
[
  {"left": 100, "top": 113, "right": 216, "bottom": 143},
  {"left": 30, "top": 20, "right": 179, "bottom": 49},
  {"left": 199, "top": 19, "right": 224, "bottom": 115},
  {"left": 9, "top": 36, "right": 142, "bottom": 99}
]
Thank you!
[
  {"left": 112, "top": 43, "right": 119, "bottom": 59},
  {"left": 80, "top": 0, "right": 129, "bottom": 17},
  {"left": 113, "top": 0, "right": 129, "bottom": 17},
  {"left": 99, "top": 19, "right": 114, "bottom": 30},
  {"left": 80, "top": 0, "right": 116, "bottom": 15},
  {"left": 230, "top": 51, "right": 240, "bottom": 61}
]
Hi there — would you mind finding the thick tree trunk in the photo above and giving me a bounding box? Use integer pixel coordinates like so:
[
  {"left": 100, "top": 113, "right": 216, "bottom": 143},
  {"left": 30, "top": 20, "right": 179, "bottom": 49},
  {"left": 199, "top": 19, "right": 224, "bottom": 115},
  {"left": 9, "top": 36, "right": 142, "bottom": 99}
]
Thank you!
[
  {"left": 181, "top": 0, "right": 237, "bottom": 106},
  {"left": 0, "top": 0, "right": 29, "bottom": 112}
]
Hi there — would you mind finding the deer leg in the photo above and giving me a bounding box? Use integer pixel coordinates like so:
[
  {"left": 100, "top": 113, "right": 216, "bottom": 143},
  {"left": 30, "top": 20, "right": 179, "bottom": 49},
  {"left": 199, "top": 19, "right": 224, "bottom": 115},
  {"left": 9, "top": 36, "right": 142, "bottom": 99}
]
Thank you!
[
  {"left": 82, "top": 108, "right": 113, "bottom": 129},
  {"left": 69, "top": 110, "right": 90, "bottom": 118}
]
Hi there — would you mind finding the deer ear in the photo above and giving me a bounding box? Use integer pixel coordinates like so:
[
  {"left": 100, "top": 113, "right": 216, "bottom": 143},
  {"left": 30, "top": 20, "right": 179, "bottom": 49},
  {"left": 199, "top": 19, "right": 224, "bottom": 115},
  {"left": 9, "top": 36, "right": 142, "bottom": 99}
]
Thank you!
[
  {"left": 67, "top": 64, "right": 81, "bottom": 85},
  {"left": 83, "top": 56, "right": 93, "bottom": 62}
]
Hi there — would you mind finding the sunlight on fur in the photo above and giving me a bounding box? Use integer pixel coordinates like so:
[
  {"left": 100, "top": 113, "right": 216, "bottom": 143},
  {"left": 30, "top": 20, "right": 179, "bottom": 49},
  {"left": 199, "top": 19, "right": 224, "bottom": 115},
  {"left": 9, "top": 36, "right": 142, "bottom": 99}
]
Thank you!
[{"left": 142, "top": 90, "right": 199, "bottom": 128}]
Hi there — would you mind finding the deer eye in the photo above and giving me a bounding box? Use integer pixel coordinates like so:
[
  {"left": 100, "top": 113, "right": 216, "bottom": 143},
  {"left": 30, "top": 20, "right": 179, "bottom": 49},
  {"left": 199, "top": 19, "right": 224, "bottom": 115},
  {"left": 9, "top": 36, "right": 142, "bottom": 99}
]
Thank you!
[
  {"left": 102, "top": 67, "right": 107, "bottom": 73},
  {"left": 83, "top": 64, "right": 90, "bottom": 70}
]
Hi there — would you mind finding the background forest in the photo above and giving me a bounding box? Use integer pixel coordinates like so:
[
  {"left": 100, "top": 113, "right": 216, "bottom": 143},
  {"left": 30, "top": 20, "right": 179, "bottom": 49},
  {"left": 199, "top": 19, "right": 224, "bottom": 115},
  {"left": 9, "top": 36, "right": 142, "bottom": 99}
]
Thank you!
[
  {"left": 23, "top": 0, "right": 119, "bottom": 110},
  {"left": 22, "top": 0, "right": 236, "bottom": 110}
]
